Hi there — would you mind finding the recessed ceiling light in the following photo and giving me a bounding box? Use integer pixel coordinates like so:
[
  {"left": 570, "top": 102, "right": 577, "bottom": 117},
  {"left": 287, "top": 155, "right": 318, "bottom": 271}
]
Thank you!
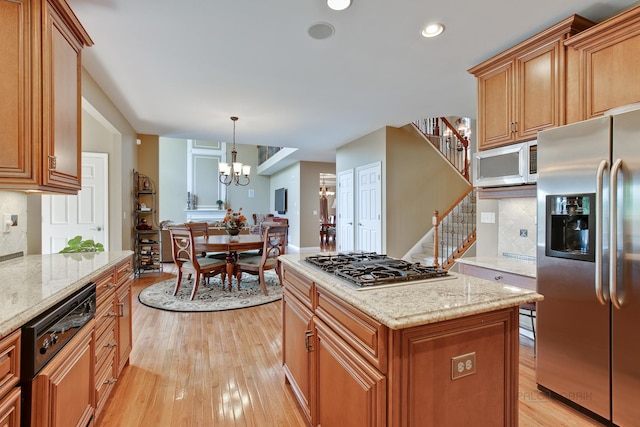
[
  {"left": 421, "top": 23, "right": 445, "bottom": 38},
  {"left": 327, "top": 0, "right": 351, "bottom": 11},
  {"left": 308, "top": 22, "right": 335, "bottom": 40}
]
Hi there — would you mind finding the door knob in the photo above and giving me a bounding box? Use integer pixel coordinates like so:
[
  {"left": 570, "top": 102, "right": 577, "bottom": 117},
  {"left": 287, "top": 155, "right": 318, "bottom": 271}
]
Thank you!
[{"left": 91, "top": 226, "right": 103, "bottom": 231}]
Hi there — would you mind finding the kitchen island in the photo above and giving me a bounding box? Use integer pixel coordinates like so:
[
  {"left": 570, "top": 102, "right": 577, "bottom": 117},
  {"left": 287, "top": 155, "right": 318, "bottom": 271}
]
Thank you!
[{"left": 279, "top": 253, "right": 543, "bottom": 427}]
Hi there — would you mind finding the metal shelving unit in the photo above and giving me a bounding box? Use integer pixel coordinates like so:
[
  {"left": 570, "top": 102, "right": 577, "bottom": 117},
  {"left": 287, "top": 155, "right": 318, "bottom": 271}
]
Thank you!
[{"left": 134, "top": 170, "right": 162, "bottom": 275}]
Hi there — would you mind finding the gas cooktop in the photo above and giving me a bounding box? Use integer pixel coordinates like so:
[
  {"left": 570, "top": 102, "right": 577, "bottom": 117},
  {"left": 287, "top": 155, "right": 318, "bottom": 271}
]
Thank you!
[{"left": 304, "top": 252, "right": 449, "bottom": 288}]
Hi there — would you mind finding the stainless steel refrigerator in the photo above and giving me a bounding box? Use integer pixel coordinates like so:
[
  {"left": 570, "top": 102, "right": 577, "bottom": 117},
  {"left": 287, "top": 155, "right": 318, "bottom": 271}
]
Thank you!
[{"left": 536, "top": 108, "right": 640, "bottom": 426}]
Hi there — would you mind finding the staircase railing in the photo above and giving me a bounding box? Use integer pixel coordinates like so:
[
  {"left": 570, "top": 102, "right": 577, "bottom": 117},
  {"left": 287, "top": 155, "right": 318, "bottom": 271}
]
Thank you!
[
  {"left": 412, "top": 117, "right": 470, "bottom": 182},
  {"left": 432, "top": 187, "right": 476, "bottom": 269}
]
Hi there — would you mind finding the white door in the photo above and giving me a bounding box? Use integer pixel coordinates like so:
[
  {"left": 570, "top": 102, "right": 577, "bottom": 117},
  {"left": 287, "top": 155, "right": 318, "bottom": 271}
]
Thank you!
[
  {"left": 356, "top": 162, "right": 382, "bottom": 253},
  {"left": 337, "top": 169, "right": 354, "bottom": 252},
  {"left": 42, "top": 152, "right": 109, "bottom": 253}
]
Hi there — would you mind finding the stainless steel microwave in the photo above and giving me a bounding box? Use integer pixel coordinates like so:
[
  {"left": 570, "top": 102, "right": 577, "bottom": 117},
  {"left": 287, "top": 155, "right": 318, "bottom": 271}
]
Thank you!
[{"left": 473, "top": 140, "right": 537, "bottom": 187}]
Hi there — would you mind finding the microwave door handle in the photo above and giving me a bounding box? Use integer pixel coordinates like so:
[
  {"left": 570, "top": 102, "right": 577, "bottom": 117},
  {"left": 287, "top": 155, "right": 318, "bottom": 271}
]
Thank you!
[
  {"left": 610, "top": 158, "right": 623, "bottom": 310},
  {"left": 595, "top": 159, "right": 608, "bottom": 305}
]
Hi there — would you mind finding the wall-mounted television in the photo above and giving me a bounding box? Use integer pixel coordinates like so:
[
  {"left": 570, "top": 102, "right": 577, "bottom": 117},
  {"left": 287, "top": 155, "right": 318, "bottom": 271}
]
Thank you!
[{"left": 275, "top": 187, "right": 287, "bottom": 214}]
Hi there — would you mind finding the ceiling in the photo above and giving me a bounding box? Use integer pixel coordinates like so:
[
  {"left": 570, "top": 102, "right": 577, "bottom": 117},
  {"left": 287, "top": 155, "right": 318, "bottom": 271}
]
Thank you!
[{"left": 68, "top": 0, "right": 638, "bottom": 167}]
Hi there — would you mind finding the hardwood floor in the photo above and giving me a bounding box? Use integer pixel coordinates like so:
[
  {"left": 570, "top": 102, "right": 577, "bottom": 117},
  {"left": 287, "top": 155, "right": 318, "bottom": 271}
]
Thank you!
[{"left": 97, "top": 263, "right": 604, "bottom": 427}]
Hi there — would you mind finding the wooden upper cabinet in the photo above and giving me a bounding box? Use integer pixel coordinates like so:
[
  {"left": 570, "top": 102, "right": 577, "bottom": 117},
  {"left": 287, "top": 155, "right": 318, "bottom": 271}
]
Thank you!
[
  {"left": 0, "top": 0, "right": 92, "bottom": 194},
  {"left": 565, "top": 4, "right": 640, "bottom": 120},
  {"left": 469, "top": 15, "right": 594, "bottom": 150}
]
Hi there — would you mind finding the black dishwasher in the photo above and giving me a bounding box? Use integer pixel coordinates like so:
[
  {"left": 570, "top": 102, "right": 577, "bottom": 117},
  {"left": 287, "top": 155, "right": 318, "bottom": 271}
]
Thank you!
[{"left": 21, "top": 282, "right": 96, "bottom": 426}]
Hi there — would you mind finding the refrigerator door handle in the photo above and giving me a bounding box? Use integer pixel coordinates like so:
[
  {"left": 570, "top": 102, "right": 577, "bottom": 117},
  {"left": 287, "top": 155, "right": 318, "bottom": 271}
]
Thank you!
[
  {"left": 595, "top": 159, "right": 608, "bottom": 305},
  {"left": 610, "top": 158, "right": 623, "bottom": 309}
]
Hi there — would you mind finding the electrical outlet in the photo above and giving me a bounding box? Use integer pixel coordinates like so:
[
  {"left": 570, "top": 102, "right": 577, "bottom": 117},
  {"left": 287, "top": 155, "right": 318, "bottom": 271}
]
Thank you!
[
  {"left": 520, "top": 229, "right": 528, "bottom": 237},
  {"left": 451, "top": 352, "right": 476, "bottom": 380}
]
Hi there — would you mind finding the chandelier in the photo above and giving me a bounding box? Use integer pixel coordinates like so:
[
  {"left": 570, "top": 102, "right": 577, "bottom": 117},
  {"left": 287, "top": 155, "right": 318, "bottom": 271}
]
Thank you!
[{"left": 219, "top": 116, "right": 250, "bottom": 186}]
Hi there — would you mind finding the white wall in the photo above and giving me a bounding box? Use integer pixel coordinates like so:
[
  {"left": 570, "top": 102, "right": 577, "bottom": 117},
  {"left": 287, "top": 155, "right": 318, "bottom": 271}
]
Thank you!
[
  {"left": 0, "top": 192, "right": 28, "bottom": 256},
  {"left": 476, "top": 196, "right": 537, "bottom": 258}
]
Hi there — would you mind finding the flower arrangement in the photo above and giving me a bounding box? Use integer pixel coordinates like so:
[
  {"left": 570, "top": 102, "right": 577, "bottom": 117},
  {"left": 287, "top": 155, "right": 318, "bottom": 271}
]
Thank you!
[{"left": 223, "top": 208, "right": 247, "bottom": 231}]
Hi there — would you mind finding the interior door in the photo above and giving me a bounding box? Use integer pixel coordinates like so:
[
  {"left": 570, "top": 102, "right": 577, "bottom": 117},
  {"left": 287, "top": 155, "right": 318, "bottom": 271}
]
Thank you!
[
  {"left": 337, "top": 169, "right": 354, "bottom": 252},
  {"left": 42, "top": 152, "right": 109, "bottom": 253},
  {"left": 356, "top": 162, "right": 381, "bottom": 253}
]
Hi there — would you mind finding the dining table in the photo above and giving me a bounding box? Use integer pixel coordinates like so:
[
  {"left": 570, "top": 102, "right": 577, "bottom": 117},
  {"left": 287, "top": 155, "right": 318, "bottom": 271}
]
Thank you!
[{"left": 194, "top": 234, "right": 264, "bottom": 290}]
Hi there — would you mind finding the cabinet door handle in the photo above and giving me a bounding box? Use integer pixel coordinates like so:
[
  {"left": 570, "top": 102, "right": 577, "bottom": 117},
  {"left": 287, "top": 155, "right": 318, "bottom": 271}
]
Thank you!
[
  {"left": 48, "top": 155, "right": 57, "bottom": 171},
  {"left": 107, "top": 311, "right": 117, "bottom": 317},
  {"left": 494, "top": 275, "right": 503, "bottom": 281},
  {"left": 304, "top": 330, "right": 314, "bottom": 353},
  {"left": 117, "top": 302, "right": 125, "bottom": 317},
  {"left": 106, "top": 340, "right": 117, "bottom": 348},
  {"left": 105, "top": 378, "right": 117, "bottom": 385}
]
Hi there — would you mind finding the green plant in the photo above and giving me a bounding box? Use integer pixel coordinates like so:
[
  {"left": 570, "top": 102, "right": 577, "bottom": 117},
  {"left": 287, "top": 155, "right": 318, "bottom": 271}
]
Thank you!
[
  {"left": 216, "top": 199, "right": 224, "bottom": 208},
  {"left": 59, "top": 235, "right": 105, "bottom": 253}
]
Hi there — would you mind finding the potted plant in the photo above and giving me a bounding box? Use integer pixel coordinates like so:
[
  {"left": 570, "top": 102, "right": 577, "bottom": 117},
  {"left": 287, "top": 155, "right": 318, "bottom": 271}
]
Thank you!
[{"left": 216, "top": 199, "right": 224, "bottom": 210}]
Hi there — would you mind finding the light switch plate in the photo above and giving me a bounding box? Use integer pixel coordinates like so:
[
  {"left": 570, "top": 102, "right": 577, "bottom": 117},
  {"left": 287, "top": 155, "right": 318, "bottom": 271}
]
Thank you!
[{"left": 480, "top": 212, "right": 495, "bottom": 224}]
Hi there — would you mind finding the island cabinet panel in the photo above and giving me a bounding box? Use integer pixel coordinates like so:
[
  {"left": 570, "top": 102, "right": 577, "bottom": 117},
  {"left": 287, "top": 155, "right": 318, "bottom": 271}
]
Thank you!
[
  {"left": 388, "top": 309, "right": 518, "bottom": 427},
  {"left": 565, "top": 4, "right": 640, "bottom": 120},
  {"left": 283, "top": 267, "right": 314, "bottom": 308},
  {"left": 315, "top": 287, "right": 387, "bottom": 373},
  {"left": 30, "top": 321, "right": 94, "bottom": 427},
  {"left": 0, "top": 0, "right": 92, "bottom": 193},
  {"left": 469, "top": 15, "right": 594, "bottom": 151},
  {"left": 315, "top": 318, "right": 387, "bottom": 427},
  {"left": 282, "top": 288, "right": 315, "bottom": 426},
  {"left": 0, "top": 330, "right": 20, "bottom": 427}
]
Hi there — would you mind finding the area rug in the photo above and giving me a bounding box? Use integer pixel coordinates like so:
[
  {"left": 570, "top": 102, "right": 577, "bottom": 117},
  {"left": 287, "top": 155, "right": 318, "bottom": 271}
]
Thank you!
[{"left": 138, "top": 271, "right": 282, "bottom": 312}]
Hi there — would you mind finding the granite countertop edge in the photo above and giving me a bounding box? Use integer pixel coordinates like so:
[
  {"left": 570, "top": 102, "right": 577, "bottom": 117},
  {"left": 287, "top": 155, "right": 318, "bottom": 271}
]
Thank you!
[
  {"left": 0, "top": 251, "right": 133, "bottom": 339},
  {"left": 280, "top": 254, "right": 543, "bottom": 330}
]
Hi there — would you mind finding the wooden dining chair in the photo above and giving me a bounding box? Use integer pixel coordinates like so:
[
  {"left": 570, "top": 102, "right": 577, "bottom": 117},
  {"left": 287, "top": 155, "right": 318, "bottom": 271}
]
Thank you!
[
  {"left": 185, "top": 222, "right": 226, "bottom": 259},
  {"left": 168, "top": 226, "right": 226, "bottom": 300},
  {"left": 235, "top": 225, "right": 288, "bottom": 295}
]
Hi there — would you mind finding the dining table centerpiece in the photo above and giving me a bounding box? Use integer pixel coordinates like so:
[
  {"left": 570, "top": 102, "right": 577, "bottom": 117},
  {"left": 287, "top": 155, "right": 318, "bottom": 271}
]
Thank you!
[{"left": 223, "top": 208, "right": 247, "bottom": 236}]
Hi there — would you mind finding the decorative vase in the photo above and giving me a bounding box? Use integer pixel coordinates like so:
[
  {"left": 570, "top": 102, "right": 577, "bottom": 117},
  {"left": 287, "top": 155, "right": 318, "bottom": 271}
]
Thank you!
[{"left": 226, "top": 227, "right": 241, "bottom": 236}]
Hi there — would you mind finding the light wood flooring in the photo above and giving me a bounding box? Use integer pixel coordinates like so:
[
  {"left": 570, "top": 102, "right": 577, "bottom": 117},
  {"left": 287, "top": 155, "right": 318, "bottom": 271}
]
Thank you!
[{"left": 97, "top": 262, "right": 604, "bottom": 427}]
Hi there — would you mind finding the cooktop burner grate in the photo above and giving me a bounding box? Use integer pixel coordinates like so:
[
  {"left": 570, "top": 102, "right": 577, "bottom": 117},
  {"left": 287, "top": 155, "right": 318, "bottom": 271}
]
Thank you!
[{"left": 304, "top": 253, "right": 448, "bottom": 287}]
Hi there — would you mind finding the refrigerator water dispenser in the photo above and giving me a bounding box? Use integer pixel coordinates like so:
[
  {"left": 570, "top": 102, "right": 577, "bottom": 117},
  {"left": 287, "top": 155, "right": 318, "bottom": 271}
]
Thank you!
[{"left": 546, "top": 194, "right": 595, "bottom": 262}]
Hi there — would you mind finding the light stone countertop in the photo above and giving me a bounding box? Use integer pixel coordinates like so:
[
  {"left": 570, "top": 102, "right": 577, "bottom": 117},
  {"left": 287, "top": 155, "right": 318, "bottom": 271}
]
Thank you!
[
  {"left": 279, "top": 254, "right": 543, "bottom": 330},
  {"left": 0, "top": 251, "right": 133, "bottom": 339},
  {"left": 455, "top": 256, "right": 537, "bottom": 278}
]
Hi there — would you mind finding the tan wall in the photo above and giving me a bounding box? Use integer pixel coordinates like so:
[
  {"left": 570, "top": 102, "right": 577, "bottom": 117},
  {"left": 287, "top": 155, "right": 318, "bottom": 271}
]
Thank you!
[
  {"left": 300, "top": 161, "right": 336, "bottom": 248},
  {"left": 81, "top": 69, "right": 138, "bottom": 251},
  {"left": 386, "top": 125, "right": 470, "bottom": 257},
  {"left": 336, "top": 124, "right": 470, "bottom": 258},
  {"left": 270, "top": 163, "right": 300, "bottom": 248}
]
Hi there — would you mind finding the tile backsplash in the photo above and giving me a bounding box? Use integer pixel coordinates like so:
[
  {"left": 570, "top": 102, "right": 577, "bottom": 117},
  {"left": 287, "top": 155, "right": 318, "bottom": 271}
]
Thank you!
[
  {"left": 0, "top": 191, "right": 27, "bottom": 256},
  {"left": 498, "top": 197, "right": 537, "bottom": 258}
]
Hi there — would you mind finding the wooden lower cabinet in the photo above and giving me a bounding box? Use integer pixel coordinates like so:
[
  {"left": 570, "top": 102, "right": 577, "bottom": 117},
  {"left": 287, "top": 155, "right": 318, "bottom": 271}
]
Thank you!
[
  {"left": 282, "top": 288, "right": 314, "bottom": 425},
  {"left": 0, "top": 330, "right": 20, "bottom": 427},
  {"left": 93, "top": 257, "right": 133, "bottom": 422},
  {"left": 30, "top": 321, "right": 94, "bottom": 427},
  {"left": 315, "top": 319, "right": 386, "bottom": 427},
  {"left": 282, "top": 265, "right": 519, "bottom": 427},
  {"left": 115, "top": 259, "right": 133, "bottom": 375}
]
